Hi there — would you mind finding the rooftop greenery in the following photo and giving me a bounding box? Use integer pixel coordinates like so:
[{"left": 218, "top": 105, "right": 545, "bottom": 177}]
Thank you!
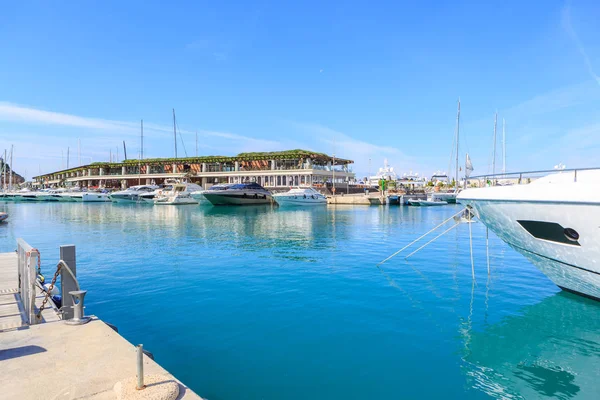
[{"left": 34, "top": 149, "right": 352, "bottom": 178}]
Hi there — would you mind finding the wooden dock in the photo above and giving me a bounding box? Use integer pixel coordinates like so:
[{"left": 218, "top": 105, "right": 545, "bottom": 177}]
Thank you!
[{"left": 0, "top": 245, "right": 204, "bottom": 399}]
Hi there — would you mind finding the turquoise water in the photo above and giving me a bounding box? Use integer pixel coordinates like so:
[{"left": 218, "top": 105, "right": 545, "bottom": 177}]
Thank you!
[{"left": 1, "top": 202, "right": 599, "bottom": 399}]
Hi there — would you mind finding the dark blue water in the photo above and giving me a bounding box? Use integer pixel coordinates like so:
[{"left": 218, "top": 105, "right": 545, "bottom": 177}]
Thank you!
[{"left": 1, "top": 203, "right": 598, "bottom": 399}]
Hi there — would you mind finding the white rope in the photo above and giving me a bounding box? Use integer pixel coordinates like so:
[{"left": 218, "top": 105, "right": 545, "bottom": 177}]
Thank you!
[
  {"left": 377, "top": 208, "right": 466, "bottom": 266},
  {"left": 405, "top": 222, "right": 460, "bottom": 259},
  {"left": 486, "top": 227, "right": 490, "bottom": 275},
  {"left": 468, "top": 211, "right": 475, "bottom": 281}
]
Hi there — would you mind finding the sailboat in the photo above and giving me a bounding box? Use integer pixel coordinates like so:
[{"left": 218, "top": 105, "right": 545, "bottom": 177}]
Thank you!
[{"left": 431, "top": 99, "right": 461, "bottom": 204}]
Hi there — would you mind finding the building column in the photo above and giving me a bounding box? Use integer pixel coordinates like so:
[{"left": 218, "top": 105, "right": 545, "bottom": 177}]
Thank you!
[
  {"left": 235, "top": 161, "right": 239, "bottom": 171},
  {"left": 172, "top": 164, "right": 177, "bottom": 174},
  {"left": 146, "top": 164, "right": 150, "bottom": 174},
  {"left": 202, "top": 163, "right": 206, "bottom": 173},
  {"left": 122, "top": 166, "right": 126, "bottom": 175},
  {"left": 271, "top": 160, "right": 275, "bottom": 170}
]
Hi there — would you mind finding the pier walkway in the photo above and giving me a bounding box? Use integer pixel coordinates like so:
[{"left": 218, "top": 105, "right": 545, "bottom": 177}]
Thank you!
[{"left": 0, "top": 245, "right": 203, "bottom": 400}]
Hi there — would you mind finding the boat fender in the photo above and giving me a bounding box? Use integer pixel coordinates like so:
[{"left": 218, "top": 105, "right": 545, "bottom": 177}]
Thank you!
[
  {"left": 38, "top": 273, "right": 45, "bottom": 285},
  {"left": 51, "top": 295, "right": 62, "bottom": 309},
  {"left": 43, "top": 283, "right": 60, "bottom": 296}
]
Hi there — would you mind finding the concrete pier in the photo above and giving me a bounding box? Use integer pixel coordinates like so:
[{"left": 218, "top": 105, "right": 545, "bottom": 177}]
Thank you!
[
  {"left": 0, "top": 246, "right": 203, "bottom": 400},
  {"left": 327, "top": 193, "right": 387, "bottom": 205}
]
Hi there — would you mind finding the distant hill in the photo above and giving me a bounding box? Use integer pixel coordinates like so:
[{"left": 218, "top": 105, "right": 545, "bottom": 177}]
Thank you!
[{"left": 1, "top": 159, "right": 25, "bottom": 186}]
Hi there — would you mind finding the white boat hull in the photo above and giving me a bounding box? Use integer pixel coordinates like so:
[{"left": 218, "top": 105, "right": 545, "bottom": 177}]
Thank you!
[
  {"left": 408, "top": 199, "right": 447, "bottom": 206},
  {"left": 82, "top": 193, "right": 111, "bottom": 202},
  {"left": 273, "top": 195, "right": 327, "bottom": 206},
  {"left": 459, "top": 179, "right": 600, "bottom": 300}
]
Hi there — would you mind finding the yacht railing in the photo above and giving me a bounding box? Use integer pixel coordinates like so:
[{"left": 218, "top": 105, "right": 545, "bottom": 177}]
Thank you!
[{"left": 469, "top": 167, "right": 600, "bottom": 186}]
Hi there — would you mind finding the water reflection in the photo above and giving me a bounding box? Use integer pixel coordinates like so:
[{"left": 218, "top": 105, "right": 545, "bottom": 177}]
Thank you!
[{"left": 463, "top": 292, "right": 600, "bottom": 399}]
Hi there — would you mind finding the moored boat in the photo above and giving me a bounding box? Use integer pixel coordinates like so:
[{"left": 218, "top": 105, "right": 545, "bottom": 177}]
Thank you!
[
  {"left": 272, "top": 187, "right": 327, "bottom": 206},
  {"left": 408, "top": 198, "right": 448, "bottom": 206},
  {"left": 82, "top": 192, "right": 111, "bottom": 202},
  {"left": 202, "top": 182, "right": 272, "bottom": 206},
  {"left": 0, "top": 212, "right": 7, "bottom": 222},
  {"left": 109, "top": 185, "right": 158, "bottom": 203},
  {"left": 457, "top": 168, "right": 600, "bottom": 300},
  {"left": 154, "top": 183, "right": 202, "bottom": 205}
]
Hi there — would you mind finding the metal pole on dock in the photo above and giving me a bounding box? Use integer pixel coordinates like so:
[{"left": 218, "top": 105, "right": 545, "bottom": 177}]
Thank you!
[{"left": 136, "top": 344, "right": 145, "bottom": 390}]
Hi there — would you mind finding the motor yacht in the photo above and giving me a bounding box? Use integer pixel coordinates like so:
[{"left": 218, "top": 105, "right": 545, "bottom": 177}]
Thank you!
[
  {"left": 202, "top": 182, "right": 272, "bottom": 206},
  {"left": 272, "top": 187, "right": 327, "bottom": 206},
  {"left": 408, "top": 198, "right": 447, "bottom": 206},
  {"left": 82, "top": 191, "right": 111, "bottom": 202},
  {"left": 109, "top": 185, "right": 158, "bottom": 203},
  {"left": 138, "top": 180, "right": 180, "bottom": 203},
  {"left": 457, "top": 169, "right": 600, "bottom": 300},
  {"left": 154, "top": 183, "right": 203, "bottom": 205},
  {"left": 14, "top": 189, "right": 37, "bottom": 202}
]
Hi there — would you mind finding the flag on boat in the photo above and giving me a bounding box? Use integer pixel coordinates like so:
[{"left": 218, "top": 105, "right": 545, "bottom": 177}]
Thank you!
[{"left": 465, "top": 153, "right": 474, "bottom": 178}]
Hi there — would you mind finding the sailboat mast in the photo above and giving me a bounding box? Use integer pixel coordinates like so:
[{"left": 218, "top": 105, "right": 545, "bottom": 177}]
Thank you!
[
  {"left": 2, "top": 149, "right": 6, "bottom": 191},
  {"left": 492, "top": 112, "right": 497, "bottom": 175},
  {"left": 455, "top": 98, "right": 460, "bottom": 188},
  {"left": 9, "top": 145, "right": 13, "bottom": 190},
  {"left": 173, "top": 108, "right": 178, "bottom": 158},
  {"left": 139, "top": 120, "right": 143, "bottom": 185},
  {"left": 141, "top": 119, "right": 144, "bottom": 160},
  {"left": 502, "top": 118, "right": 506, "bottom": 177}
]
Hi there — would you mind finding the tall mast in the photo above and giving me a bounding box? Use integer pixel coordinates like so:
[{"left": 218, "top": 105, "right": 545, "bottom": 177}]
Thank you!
[
  {"left": 141, "top": 119, "right": 144, "bottom": 160},
  {"left": 2, "top": 149, "right": 6, "bottom": 191},
  {"left": 455, "top": 98, "right": 460, "bottom": 188},
  {"left": 9, "top": 145, "right": 13, "bottom": 190},
  {"left": 139, "top": 120, "right": 143, "bottom": 185},
  {"left": 502, "top": 118, "right": 506, "bottom": 177},
  {"left": 492, "top": 112, "right": 497, "bottom": 175},
  {"left": 123, "top": 141, "right": 127, "bottom": 160},
  {"left": 173, "top": 108, "right": 178, "bottom": 158}
]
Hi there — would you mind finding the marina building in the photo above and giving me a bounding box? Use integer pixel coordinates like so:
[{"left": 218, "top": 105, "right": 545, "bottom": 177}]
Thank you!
[{"left": 32, "top": 149, "right": 354, "bottom": 189}]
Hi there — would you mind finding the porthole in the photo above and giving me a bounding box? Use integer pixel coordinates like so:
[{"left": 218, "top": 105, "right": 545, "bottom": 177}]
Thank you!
[{"left": 564, "top": 228, "right": 579, "bottom": 242}]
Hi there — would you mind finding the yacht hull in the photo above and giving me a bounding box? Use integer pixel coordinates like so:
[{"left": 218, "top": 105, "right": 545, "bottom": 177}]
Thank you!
[
  {"left": 461, "top": 197, "right": 600, "bottom": 300},
  {"left": 82, "top": 193, "right": 111, "bottom": 202},
  {"left": 273, "top": 195, "right": 327, "bottom": 206},
  {"left": 203, "top": 193, "right": 272, "bottom": 206}
]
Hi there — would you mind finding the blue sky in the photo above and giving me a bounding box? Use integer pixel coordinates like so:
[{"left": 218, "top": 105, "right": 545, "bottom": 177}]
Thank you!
[{"left": 1, "top": 0, "right": 599, "bottom": 180}]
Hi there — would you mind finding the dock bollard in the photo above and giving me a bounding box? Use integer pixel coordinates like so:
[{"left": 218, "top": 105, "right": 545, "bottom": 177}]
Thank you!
[
  {"left": 65, "top": 290, "right": 91, "bottom": 325},
  {"left": 136, "top": 344, "right": 145, "bottom": 390}
]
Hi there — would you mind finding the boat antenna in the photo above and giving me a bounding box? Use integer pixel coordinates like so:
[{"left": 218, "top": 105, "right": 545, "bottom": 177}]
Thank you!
[
  {"left": 173, "top": 108, "right": 178, "bottom": 158},
  {"left": 455, "top": 98, "right": 460, "bottom": 190},
  {"left": 123, "top": 141, "right": 127, "bottom": 160}
]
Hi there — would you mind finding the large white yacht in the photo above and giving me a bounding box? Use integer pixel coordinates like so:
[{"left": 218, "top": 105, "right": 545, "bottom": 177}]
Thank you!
[
  {"left": 109, "top": 185, "right": 158, "bottom": 203},
  {"left": 272, "top": 187, "right": 327, "bottom": 206},
  {"left": 202, "top": 182, "right": 272, "bottom": 206},
  {"left": 457, "top": 169, "right": 600, "bottom": 300},
  {"left": 154, "top": 183, "right": 203, "bottom": 205}
]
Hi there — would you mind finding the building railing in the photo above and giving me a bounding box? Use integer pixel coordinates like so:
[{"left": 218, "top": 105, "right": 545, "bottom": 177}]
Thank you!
[{"left": 469, "top": 167, "right": 600, "bottom": 186}]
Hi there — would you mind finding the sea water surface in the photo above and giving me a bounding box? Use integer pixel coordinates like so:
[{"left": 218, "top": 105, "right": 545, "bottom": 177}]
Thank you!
[{"left": 1, "top": 202, "right": 599, "bottom": 399}]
